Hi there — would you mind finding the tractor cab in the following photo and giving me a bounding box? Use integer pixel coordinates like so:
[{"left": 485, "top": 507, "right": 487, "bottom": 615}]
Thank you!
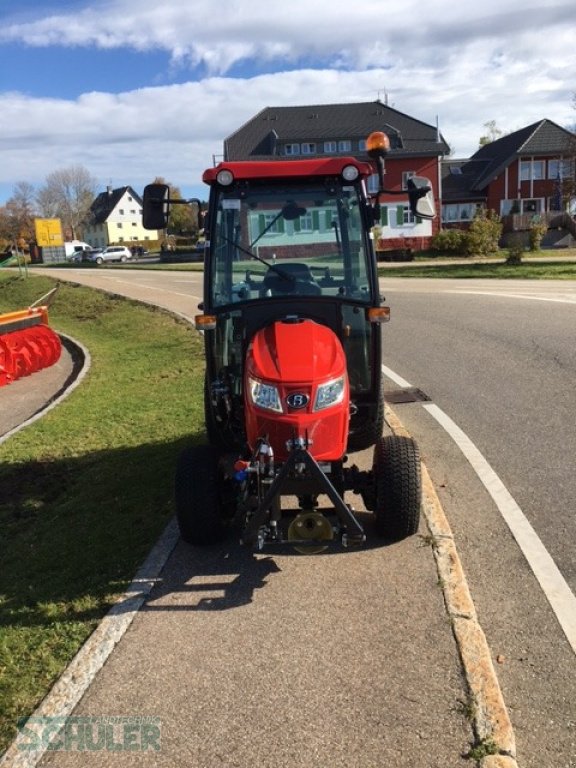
[{"left": 199, "top": 157, "right": 387, "bottom": 456}]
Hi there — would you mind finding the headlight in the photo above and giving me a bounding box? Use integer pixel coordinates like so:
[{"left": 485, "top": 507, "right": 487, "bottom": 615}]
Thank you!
[
  {"left": 313, "top": 376, "right": 345, "bottom": 411},
  {"left": 248, "top": 378, "right": 283, "bottom": 413},
  {"left": 342, "top": 164, "right": 360, "bottom": 181},
  {"left": 216, "top": 169, "right": 234, "bottom": 186}
]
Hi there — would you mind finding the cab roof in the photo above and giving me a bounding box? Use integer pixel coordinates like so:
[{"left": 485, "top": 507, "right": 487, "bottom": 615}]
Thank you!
[{"left": 203, "top": 157, "right": 374, "bottom": 185}]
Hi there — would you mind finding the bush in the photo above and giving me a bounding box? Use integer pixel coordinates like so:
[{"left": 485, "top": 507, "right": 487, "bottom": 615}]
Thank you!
[
  {"left": 529, "top": 223, "right": 547, "bottom": 251},
  {"left": 430, "top": 228, "right": 467, "bottom": 254},
  {"left": 464, "top": 209, "right": 502, "bottom": 256},
  {"left": 506, "top": 233, "right": 525, "bottom": 265}
]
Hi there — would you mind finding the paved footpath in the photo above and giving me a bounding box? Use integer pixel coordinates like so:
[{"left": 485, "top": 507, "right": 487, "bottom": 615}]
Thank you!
[{"left": 0, "top": 287, "right": 518, "bottom": 768}]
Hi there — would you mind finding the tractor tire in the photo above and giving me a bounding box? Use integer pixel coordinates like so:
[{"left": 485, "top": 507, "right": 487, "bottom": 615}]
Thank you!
[
  {"left": 373, "top": 434, "right": 421, "bottom": 541},
  {"left": 347, "top": 384, "right": 385, "bottom": 453},
  {"left": 175, "top": 444, "right": 226, "bottom": 545}
]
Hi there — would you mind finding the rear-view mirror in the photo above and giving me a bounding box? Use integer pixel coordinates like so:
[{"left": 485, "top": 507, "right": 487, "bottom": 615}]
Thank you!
[
  {"left": 407, "top": 177, "right": 436, "bottom": 220},
  {"left": 142, "top": 184, "right": 170, "bottom": 230}
]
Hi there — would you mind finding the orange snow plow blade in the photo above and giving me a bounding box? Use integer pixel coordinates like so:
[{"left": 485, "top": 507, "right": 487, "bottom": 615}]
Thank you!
[{"left": 0, "top": 295, "right": 62, "bottom": 387}]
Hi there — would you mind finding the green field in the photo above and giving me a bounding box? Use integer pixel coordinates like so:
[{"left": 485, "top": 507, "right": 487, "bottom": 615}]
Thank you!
[{"left": 0, "top": 273, "right": 205, "bottom": 754}]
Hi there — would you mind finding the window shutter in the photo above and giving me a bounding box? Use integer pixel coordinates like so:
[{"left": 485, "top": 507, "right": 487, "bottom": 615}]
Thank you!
[
  {"left": 380, "top": 207, "right": 388, "bottom": 226},
  {"left": 277, "top": 217, "right": 285, "bottom": 233},
  {"left": 312, "top": 211, "right": 320, "bottom": 230},
  {"left": 293, "top": 217, "right": 301, "bottom": 232},
  {"left": 396, "top": 206, "right": 404, "bottom": 225}
]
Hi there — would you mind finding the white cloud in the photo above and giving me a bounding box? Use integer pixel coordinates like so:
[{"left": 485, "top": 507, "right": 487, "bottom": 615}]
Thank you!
[{"left": 1, "top": 0, "right": 575, "bottom": 200}]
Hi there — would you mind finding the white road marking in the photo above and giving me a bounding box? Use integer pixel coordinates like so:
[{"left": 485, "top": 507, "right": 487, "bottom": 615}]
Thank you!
[
  {"left": 382, "top": 364, "right": 576, "bottom": 657},
  {"left": 445, "top": 290, "right": 576, "bottom": 304}
]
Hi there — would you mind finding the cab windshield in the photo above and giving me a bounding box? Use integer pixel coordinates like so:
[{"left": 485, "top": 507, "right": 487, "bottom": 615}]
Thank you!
[{"left": 209, "top": 181, "right": 373, "bottom": 308}]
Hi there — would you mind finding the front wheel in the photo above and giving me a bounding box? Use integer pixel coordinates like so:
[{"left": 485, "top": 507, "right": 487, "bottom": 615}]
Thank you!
[
  {"left": 373, "top": 435, "right": 421, "bottom": 541},
  {"left": 175, "top": 444, "right": 227, "bottom": 545}
]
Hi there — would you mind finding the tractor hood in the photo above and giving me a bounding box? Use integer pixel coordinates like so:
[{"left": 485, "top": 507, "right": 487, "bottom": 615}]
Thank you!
[{"left": 248, "top": 318, "right": 344, "bottom": 384}]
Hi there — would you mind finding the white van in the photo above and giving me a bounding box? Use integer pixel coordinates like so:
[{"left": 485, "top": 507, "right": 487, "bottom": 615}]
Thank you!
[{"left": 64, "top": 240, "right": 92, "bottom": 259}]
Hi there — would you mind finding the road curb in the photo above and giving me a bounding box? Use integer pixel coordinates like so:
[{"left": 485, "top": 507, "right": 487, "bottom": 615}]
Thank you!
[{"left": 385, "top": 404, "right": 519, "bottom": 766}]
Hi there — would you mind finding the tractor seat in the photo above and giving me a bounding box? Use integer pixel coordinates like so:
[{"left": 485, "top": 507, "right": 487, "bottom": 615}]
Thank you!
[{"left": 261, "top": 263, "right": 322, "bottom": 296}]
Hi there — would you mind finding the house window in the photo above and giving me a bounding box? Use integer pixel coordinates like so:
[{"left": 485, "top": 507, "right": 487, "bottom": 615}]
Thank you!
[
  {"left": 402, "top": 206, "right": 415, "bottom": 225},
  {"left": 402, "top": 171, "right": 416, "bottom": 190},
  {"left": 441, "top": 203, "right": 479, "bottom": 222},
  {"left": 520, "top": 160, "right": 545, "bottom": 181},
  {"left": 324, "top": 141, "right": 337, "bottom": 153},
  {"left": 500, "top": 198, "right": 543, "bottom": 215},
  {"left": 263, "top": 213, "right": 282, "bottom": 234},
  {"left": 118, "top": 209, "right": 124, "bottom": 215},
  {"left": 284, "top": 144, "right": 300, "bottom": 156},
  {"left": 523, "top": 199, "right": 541, "bottom": 213},
  {"left": 358, "top": 139, "right": 367, "bottom": 152},
  {"left": 299, "top": 212, "right": 313, "bottom": 232},
  {"left": 548, "top": 159, "right": 574, "bottom": 179},
  {"left": 338, "top": 140, "right": 352, "bottom": 152},
  {"left": 117, "top": 223, "right": 123, "bottom": 229},
  {"left": 367, "top": 174, "right": 379, "bottom": 195},
  {"left": 301, "top": 143, "right": 316, "bottom": 155}
]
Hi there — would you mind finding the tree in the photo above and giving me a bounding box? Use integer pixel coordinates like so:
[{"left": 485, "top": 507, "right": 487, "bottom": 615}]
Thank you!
[
  {"left": 0, "top": 182, "right": 37, "bottom": 249},
  {"left": 36, "top": 166, "right": 97, "bottom": 239},
  {"left": 479, "top": 120, "right": 504, "bottom": 147},
  {"left": 152, "top": 177, "right": 199, "bottom": 238}
]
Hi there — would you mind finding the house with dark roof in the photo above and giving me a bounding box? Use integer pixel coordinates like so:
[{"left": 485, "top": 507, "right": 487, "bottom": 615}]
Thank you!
[
  {"left": 441, "top": 119, "right": 576, "bottom": 239},
  {"left": 223, "top": 101, "right": 450, "bottom": 253},
  {"left": 83, "top": 186, "right": 161, "bottom": 249}
]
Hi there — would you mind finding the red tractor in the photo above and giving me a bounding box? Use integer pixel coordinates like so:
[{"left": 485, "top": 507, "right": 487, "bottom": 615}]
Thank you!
[{"left": 143, "top": 132, "right": 435, "bottom": 552}]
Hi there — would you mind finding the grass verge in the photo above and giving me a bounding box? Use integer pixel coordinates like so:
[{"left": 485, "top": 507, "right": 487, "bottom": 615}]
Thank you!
[
  {"left": 379, "top": 254, "right": 576, "bottom": 279},
  {"left": 0, "top": 273, "right": 205, "bottom": 754}
]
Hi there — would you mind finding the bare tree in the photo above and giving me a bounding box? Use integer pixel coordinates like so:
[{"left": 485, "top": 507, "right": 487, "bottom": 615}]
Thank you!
[
  {"left": 36, "top": 165, "right": 97, "bottom": 239},
  {"left": 479, "top": 120, "right": 504, "bottom": 147}
]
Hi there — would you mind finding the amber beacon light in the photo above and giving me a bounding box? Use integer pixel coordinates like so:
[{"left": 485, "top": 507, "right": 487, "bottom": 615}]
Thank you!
[{"left": 366, "top": 131, "right": 391, "bottom": 158}]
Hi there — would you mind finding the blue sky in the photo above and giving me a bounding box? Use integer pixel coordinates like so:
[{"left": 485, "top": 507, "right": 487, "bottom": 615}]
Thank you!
[{"left": 1, "top": 0, "right": 575, "bottom": 205}]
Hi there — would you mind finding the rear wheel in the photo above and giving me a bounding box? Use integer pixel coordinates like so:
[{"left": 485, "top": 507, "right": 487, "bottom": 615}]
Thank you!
[
  {"left": 175, "top": 444, "right": 227, "bottom": 544},
  {"left": 373, "top": 435, "right": 421, "bottom": 541}
]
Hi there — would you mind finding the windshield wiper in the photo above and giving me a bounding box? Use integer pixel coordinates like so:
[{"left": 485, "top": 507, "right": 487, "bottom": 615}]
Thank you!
[{"left": 219, "top": 234, "right": 295, "bottom": 282}]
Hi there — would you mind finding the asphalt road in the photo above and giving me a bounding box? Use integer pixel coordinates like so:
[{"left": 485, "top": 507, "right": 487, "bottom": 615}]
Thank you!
[
  {"left": 380, "top": 277, "right": 576, "bottom": 767},
  {"left": 29, "top": 268, "right": 576, "bottom": 767}
]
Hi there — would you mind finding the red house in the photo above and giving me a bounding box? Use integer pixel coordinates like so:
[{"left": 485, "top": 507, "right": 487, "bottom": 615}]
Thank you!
[
  {"left": 223, "top": 101, "right": 450, "bottom": 255},
  {"left": 441, "top": 119, "right": 576, "bottom": 244}
]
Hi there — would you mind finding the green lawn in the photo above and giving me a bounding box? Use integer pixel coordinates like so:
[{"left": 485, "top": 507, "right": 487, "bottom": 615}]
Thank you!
[
  {"left": 379, "top": 249, "right": 576, "bottom": 279},
  {"left": 0, "top": 273, "right": 206, "bottom": 754}
]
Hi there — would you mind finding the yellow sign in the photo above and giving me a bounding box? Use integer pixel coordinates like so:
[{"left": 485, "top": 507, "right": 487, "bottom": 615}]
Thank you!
[{"left": 35, "top": 218, "right": 64, "bottom": 247}]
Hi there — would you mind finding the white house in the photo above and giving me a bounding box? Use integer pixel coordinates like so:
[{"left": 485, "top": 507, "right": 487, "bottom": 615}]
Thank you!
[{"left": 83, "top": 186, "right": 161, "bottom": 248}]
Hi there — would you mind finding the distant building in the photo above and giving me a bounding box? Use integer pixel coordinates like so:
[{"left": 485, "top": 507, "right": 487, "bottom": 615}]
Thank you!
[
  {"left": 441, "top": 119, "right": 576, "bottom": 232},
  {"left": 223, "top": 101, "right": 450, "bottom": 253},
  {"left": 83, "top": 186, "right": 161, "bottom": 248}
]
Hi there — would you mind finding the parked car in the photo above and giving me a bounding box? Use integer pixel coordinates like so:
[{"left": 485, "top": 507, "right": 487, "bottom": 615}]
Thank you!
[{"left": 86, "top": 246, "right": 133, "bottom": 264}]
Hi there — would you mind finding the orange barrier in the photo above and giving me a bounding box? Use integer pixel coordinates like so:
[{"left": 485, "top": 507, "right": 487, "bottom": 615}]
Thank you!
[{"left": 0, "top": 306, "right": 62, "bottom": 386}]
